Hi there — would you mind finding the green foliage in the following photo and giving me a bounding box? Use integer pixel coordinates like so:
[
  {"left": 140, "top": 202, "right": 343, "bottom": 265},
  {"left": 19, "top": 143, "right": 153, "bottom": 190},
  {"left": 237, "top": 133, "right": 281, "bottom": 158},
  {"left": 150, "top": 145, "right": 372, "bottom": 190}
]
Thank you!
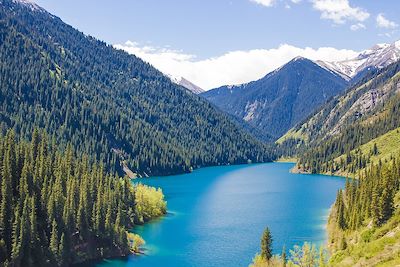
[
  {"left": 128, "top": 233, "right": 145, "bottom": 253},
  {"left": 332, "top": 158, "right": 399, "bottom": 232},
  {"left": 0, "top": 130, "right": 166, "bottom": 266},
  {"left": 0, "top": 0, "right": 274, "bottom": 177},
  {"left": 261, "top": 227, "right": 273, "bottom": 260},
  {"left": 134, "top": 184, "right": 167, "bottom": 224},
  {"left": 327, "top": 154, "right": 400, "bottom": 266},
  {"left": 250, "top": 242, "right": 328, "bottom": 267},
  {"left": 288, "top": 60, "right": 400, "bottom": 155},
  {"left": 297, "top": 82, "right": 400, "bottom": 175},
  {"left": 288, "top": 242, "right": 319, "bottom": 267},
  {"left": 360, "top": 229, "right": 374, "bottom": 243}
]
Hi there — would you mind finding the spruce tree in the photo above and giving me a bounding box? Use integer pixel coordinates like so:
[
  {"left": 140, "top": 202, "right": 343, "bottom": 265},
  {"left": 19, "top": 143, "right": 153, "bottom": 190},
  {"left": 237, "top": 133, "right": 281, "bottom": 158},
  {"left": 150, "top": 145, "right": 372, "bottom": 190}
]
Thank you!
[
  {"left": 49, "top": 219, "right": 59, "bottom": 263},
  {"left": 260, "top": 227, "right": 273, "bottom": 260},
  {"left": 0, "top": 148, "right": 13, "bottom": 258}
]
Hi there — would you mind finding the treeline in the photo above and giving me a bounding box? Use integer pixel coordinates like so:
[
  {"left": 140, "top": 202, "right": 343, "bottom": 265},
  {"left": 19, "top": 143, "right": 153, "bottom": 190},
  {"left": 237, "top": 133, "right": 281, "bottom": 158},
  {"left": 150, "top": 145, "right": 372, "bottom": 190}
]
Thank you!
[
  {"left": 298, "top": 92, "right": 400, "bottom": 174},
  {"left": 331, "top": 156, "right": 400, "bottom": 245},
  {"left": 0, "top": 129, "right": 166, "bottom": 266},
  {"left": 0, "top": 0, "right": 274, "bottom": 177}
]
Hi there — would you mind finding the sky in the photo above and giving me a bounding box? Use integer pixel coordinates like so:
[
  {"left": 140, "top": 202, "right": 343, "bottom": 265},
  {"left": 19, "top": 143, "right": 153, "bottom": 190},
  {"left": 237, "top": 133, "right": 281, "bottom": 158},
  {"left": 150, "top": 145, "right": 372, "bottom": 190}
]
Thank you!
[{"left": 32, "top": 0, "right": 400, "bottom": 90}]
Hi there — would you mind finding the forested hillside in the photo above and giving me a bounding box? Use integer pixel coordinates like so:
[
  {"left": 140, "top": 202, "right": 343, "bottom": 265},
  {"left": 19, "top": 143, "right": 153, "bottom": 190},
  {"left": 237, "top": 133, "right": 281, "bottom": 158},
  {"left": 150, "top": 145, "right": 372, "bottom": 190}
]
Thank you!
[
  {"left": 0, "top": 129, "right": 166, "bottom": 266},
  {"left": 277, "top": 58, "right": 400, "bottom": 265},
  {"left": 280, "top": 59, "right": 400, "bottom": 151},
  {"left": 278, "top": 59, "right": 400, "bottom": 175},
  {"left": 290, "top": 60, "right": 400, "bottom": 175},
  {"left": 327, "top": 156, "right": 400, "bottom": 266},
  {"left": 0, "top": 0, "right": 273, "bottom": 177}
]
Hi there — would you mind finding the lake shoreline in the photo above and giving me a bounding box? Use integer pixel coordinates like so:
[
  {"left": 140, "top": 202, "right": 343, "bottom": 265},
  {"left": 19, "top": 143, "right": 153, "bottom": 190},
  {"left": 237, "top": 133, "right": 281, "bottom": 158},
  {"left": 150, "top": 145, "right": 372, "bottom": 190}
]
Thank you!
[{"left": 89, "top": 163, "right": 345, "bottom": 267}]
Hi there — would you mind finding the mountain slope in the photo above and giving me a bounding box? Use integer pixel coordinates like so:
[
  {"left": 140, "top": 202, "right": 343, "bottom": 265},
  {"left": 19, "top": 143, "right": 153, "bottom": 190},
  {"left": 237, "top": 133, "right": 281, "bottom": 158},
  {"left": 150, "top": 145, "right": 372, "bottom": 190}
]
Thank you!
[
  {"left": 317, "top": 41, "right": 400, "bottom": 81},
  {"left": 283, "top": 60, "right": 400, "bottom": 267},
  {"left": 169, "top": 76, "right": 205, "bottom": 94},
  {"left": 282, "top": 60, "right": 400, "bottom": 153},
  {"left": 290, "top": 61, "right": 400, "bottom": 175},
  {"left": 0, "top": 0, "right": 273, "bottom": 176},
  {"left": 201, "top": 57, "right": 348, "bottom": 138}
]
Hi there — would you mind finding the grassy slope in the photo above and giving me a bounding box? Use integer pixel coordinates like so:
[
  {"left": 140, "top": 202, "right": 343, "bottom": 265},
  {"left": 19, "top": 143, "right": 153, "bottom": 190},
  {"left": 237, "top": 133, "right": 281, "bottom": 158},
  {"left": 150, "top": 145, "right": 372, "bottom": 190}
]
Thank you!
[
  {"left": 331, "top": 127, "right": 400, "bottom": 178},
  {"left": 328, "top": 193, "right": 400, "bottom": 266},
  {"left": 276, "top": 127, "right": 308, "bottom": 144},
  {"left": 278, "top": 69, "right": 400, "bottom": 149}
]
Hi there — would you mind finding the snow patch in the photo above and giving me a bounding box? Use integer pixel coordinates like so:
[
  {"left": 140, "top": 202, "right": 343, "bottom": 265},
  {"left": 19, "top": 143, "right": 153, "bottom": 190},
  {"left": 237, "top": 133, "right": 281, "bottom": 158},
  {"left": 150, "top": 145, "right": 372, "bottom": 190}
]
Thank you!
[
  {"left": 12, "top": 0, "right": 43, "bottom": 11},
  {"left": 319, "top": 40, "right": 400, "bottom": 79}
]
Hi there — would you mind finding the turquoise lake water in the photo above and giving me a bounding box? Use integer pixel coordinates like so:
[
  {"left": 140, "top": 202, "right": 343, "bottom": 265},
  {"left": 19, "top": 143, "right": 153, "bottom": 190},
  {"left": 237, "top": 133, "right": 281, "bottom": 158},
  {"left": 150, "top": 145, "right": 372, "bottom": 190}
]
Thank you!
[{"left": 92, "top": 162, "right": 344, "bottom": 267}]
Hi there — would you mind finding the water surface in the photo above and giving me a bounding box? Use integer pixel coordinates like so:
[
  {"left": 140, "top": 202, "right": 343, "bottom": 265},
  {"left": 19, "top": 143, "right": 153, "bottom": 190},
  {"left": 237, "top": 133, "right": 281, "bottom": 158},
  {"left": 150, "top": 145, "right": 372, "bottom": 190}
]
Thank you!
[{"left": 94, "top": 163, "right": 344, "bottom": 267}]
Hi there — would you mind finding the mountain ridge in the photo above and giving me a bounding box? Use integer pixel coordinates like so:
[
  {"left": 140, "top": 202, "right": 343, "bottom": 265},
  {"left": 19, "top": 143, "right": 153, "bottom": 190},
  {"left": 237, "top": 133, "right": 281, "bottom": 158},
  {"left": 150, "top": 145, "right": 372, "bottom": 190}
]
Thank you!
[
  {"left": 0, "top": 0, "right": 273, "bottom": 177},
  {"left": 316, "top": 40, "right": 400, "bottom": 81},
  {"left": 168, "top": 75, "right": 205, "bottom": 94},
  {"left": 201, "top": 56, "right": 348, "bottom": 138}
]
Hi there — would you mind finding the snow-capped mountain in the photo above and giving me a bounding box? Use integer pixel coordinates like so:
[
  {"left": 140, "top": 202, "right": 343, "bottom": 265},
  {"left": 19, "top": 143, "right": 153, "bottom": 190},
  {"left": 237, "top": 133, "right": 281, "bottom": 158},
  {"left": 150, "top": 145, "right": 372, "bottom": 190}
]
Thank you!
[
  {"left": 12, "top": 0, "right": 44, "bottom": 12},
  {"left": 201, "top": 57, "right": 348, "bottom": 138},
  {"left": 168, "top": 75, "right": 205, "bottom": 94},
  {"left": 317, "top": 40, "right": 400, "bottom": 81}
]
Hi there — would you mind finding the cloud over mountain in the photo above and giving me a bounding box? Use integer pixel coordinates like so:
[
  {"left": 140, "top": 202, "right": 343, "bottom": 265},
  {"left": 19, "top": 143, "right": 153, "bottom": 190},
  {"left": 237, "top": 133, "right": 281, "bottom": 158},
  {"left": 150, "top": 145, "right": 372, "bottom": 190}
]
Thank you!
[{"left": 115, "top": 41, "right": 358, "bottom": 90}]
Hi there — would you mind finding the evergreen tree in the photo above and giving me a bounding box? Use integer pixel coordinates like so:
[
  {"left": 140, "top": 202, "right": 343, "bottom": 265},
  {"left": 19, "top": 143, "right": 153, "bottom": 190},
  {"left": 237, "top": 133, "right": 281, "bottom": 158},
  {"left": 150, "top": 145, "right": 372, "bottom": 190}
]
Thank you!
[
  {"left": 50, "top": 220, "right": 59, "bottom": 263},
  {"left": 0, "top": 129, "right": 166, "bottom": 266},
  {"left": 260, "top": 227, "right": 273, "bottom": 260},
  {"left": 0, "top": 142, "right": 13, "bottom": 259}
]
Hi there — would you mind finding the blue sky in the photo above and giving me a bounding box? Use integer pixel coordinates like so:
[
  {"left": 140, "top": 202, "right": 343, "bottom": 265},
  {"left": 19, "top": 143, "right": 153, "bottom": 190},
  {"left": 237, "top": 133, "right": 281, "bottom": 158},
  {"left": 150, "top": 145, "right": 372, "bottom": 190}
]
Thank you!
[{"left": 32, "top": 0, "right": 400, "bottom": 89}]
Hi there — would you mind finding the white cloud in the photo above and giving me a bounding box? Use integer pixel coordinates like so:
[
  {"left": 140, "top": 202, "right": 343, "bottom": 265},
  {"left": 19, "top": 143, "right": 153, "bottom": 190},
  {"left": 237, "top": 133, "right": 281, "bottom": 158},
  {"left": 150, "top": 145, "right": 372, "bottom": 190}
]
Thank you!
[
  {"left": 311, "top": 0, "right": 369, "bottom": 24},
  {"left": 115, "top": 41, "right": 358, "bottom": 90},
  {"left": 291, "top": 0, "right": 302, "bottom": 3},
  {"left": 249, "top": 0, "right": 276, "bottom": 7},
  {"left": 376, "top": 13, "right": 398, "bottom": 29},
  {"left": 350, "top": 23, "right": 366, "bottom": 31}
]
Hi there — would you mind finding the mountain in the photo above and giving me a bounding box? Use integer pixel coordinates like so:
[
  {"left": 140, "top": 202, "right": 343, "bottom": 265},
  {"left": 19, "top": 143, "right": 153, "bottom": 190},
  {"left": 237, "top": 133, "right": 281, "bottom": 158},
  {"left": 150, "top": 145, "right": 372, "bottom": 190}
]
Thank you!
[
  {"left": 280, "top": 59, "right": 400, "bottom": 157},
  {"left": 284, "top": 60, "right": 400, "bottom": 267},
  {"left": 317, "top": 41, "right": 400, "bottom": 81},
  {"left": 168, "top": 75, "right": 205, "bottom": 94},
  {"left": 201, "top": 57, "right": 348, "bottom": 138},
  {"left": 0, "top": 0, "right": 274, "bottom": 177}
]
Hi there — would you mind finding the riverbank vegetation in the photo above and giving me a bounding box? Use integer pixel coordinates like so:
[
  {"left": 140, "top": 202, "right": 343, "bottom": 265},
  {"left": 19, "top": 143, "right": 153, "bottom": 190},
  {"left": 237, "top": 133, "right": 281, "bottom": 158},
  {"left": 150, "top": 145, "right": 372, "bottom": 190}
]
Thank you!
[
  {"left": 250, "top": 227, "right": 328, "bottom": 267},
  {"left": 327, "top": 155, "right": 400, "bottom": 266},
  {"left": 0, "top": 130, "right": 166, "bottom": 266}
]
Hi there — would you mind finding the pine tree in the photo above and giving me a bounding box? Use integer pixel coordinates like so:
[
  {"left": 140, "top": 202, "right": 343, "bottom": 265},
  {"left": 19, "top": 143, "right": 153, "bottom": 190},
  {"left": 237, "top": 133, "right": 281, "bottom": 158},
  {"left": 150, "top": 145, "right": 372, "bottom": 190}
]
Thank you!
[
  {"left": 18, "top": 198, "right": 31, "bottom": 266},
  {"left": 373, "top": 143, "right": 378, "bottom": 155},
  {"left": 58, "top": 233, "right": 68, "bottom": 266},
  {"left": 378, "top": 188, "right": 393, "bottom": 225},
  {"left": 336, "top": 190, "right": 346, "bottom": 230},
  {"left": 260, "top": 227, "right": 273, "bottom": 260},
  {"left": 29, "top": 196, "right": 39, "bottom": 259},
  {"left": 0, "top": 129, "right": 166, "bottom": 265},
  {"left": 10, "top": 204, "right": 21, "bottom": 264},
  {"left": 49, "top": 219, "right": 59, "bottom": 263},
  {"left": 0, "top": 145, "right": 13, "bottom": 258}
]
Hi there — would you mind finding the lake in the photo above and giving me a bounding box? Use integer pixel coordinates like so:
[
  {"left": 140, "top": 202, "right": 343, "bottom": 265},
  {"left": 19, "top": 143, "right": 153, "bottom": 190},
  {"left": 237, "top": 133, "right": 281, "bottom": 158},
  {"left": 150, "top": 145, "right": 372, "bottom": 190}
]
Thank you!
[{"left": 93, "top": 162, "right": 344, "bottom": 267}]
